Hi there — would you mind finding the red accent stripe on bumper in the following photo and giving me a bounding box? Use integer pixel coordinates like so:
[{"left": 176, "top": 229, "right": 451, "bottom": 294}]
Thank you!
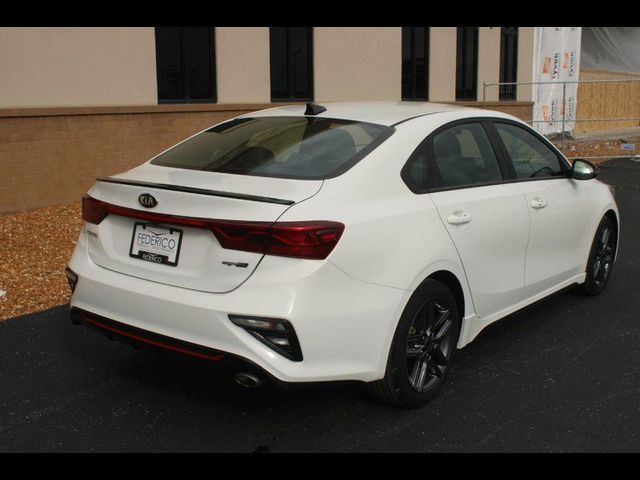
[{"left": 79, "top": 314, "right": 224, "bottom": 362}]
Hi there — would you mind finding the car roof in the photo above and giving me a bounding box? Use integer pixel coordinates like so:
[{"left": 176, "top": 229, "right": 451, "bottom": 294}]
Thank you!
[{"left": 241, "top": 101, "right": 515, "bottom": 127}]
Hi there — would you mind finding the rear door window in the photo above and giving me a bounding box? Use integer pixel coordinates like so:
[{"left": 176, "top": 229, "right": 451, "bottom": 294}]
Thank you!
[
  {"left": 150, "top": 116, "right": 394, "bottom": 179},
  {"left": 431, "top": 123, "right": 504, "bottom": 188}
]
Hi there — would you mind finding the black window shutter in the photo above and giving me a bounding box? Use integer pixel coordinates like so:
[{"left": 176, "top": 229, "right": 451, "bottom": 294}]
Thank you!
[
  {"left": 155, "top": 27, "right": 216, "bottom": 103},
  {"left": 499, "top": 27, "right": 519, "bottom": 100},
  {"left": 270, "top": 27, "right": 313, "bottom": 101},
  {"left": 402, "top": 27, "right": 430, "bottom": 101},
  {"left": 456, "top": 27, "right": 478, "bottom": 101}
]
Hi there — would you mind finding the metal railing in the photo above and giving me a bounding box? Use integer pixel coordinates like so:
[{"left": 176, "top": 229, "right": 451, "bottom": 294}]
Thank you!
[{"left": 482, "top": 78, "right": 640, "bottom": 159}]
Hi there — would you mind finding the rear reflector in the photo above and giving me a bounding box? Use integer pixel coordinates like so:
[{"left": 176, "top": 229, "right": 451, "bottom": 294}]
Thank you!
[
  {"left": 81, "top": 195, "right": 344, "bottom": 260},
  {"left": 65, "top": 266, "right": 78, "bottom": 293},
  {"left": 229, "top": 314, "right": 302, "bottom": 361}
]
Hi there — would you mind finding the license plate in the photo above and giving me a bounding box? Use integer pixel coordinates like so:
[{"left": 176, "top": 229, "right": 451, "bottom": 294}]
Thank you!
[{"left": 129, "top": 222, "right": 183, "bottom": 266}]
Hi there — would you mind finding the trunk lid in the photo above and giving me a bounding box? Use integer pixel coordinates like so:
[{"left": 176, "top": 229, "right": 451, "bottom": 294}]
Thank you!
[{"left": 85, "top": 163, "right": 322, "bottom": 293}]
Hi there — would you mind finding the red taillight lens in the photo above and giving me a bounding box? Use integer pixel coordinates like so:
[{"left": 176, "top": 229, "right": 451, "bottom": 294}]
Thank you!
[
  {"left": 82, "top": 195, "right": 108, "bottom": 224},
  {"left": 209, "top": 221, "right": 344, "bottom": 260},
  {"left": 79, "top": 196, "right": 344, "bottom": 260}
]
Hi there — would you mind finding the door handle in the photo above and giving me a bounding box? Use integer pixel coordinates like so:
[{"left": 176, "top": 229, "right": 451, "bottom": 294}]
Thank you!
[
  {"left": 447, "top": 212, "right": 472, "bottom": 225},
  {"left": 530, "top": 198, "right": 548, "bottom": 209}
]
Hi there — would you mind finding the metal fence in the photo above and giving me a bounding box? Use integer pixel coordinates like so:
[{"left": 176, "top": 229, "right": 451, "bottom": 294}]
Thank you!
[{"left": 482, "top": 78, "right": 640, "bottom": 161}]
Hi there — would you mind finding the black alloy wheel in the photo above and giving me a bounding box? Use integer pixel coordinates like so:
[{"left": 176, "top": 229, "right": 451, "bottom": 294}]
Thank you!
[
  {"left": 581, "top": 216, "right": 617, "bottom": 296},
  {"left": 369, "top": 280, "right": 460, "bottom": 408},
  {"left": 406, "top": 299, "right": 454, "bottom": 393}
]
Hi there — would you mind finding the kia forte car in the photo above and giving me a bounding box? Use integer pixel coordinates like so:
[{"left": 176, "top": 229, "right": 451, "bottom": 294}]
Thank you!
[{"left": 66, "top": 102, "right": 619, "bottom": 407}]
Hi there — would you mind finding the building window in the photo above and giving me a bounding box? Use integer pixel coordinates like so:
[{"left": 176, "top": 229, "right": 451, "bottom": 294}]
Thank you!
[
  {"left": 402, "top": 27, "right": 430, "bottom": 101},
  {"left": 155, "top": 27, "right": 216, "bottom": 103},
  {"left": 456, "top": 27, "right": 478, "bottom": 101},
  {"left": 499, "top": 27, "right": 519, "bottom": 100},
  {"left": 270, "top": 27, "right": 313, "bottom": 102}
]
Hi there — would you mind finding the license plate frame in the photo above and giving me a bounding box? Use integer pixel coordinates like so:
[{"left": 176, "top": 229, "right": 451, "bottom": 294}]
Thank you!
[{"left": 129, "top": 222, "right": 183, "bottom": 267}]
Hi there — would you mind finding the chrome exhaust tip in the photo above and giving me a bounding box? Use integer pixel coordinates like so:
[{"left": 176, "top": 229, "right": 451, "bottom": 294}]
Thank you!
[{"left": 233, "top": 372, "right": 263, "bottom": 388}]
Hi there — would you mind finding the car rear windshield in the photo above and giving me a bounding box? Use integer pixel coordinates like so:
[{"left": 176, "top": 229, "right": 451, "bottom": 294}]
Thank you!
[{"left": 150, "top": 116, "right": 394, "bottom": 179}]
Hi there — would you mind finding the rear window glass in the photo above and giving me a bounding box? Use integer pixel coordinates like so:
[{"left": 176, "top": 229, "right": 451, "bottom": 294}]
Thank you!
[{"left": 150, "top": 116, "right": 394, "bottom": 179}]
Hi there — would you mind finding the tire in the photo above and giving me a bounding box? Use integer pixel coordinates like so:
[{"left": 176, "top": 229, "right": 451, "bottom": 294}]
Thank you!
[
  {"left": 580, "top": 216, "right": 617, "bottom": 296},
  {"left": 368, "top": 280, "right": 461, "bottom": 408}
]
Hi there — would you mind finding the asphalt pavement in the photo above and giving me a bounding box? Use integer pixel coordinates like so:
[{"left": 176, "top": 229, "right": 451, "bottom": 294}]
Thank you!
[{"left": 1, "top": 158, "right": 639, "bottom": 452}]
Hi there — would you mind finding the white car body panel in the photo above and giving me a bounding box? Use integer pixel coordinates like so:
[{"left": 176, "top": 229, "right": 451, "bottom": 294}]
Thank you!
[
  {"left": 67, "top": 102, "right": 620, "bottom": 383},
  {"left": 516, "top": 178, "right": 593, "bottom": 294},
  {"left": 85, "top": 173, "right": 322, "bottom": 293},
  {"left": 70, "top": 228, "right": 406, "bottom": 382},
  {"left": 428, "top": 183, "right": 530, "bottom": 317}
]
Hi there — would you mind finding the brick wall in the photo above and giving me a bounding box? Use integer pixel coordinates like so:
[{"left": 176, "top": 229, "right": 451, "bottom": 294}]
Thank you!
[
  {"left": 0, "top": 104, "right": 274, "bottom": 215},
  {"left": 0, "top": 101, "right": 533, "bottom": 215}
]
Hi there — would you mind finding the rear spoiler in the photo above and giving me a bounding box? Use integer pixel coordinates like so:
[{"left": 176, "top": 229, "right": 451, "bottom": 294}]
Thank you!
[{"left": 95, "top": 177, "right": 295, "bottom": 206}]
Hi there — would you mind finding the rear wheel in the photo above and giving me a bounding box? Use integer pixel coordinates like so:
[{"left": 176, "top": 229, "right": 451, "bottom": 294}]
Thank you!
[
  {"left": 368, "top": 280, "right": 460, "bottom": 408},
  {"left": 580, "top": 216, "right": 617, "bottom": 296}
]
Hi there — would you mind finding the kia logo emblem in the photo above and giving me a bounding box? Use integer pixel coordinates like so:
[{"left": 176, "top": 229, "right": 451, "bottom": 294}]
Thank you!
[{"left": 138, "top": 193, "right": 158, "bottom": 208}]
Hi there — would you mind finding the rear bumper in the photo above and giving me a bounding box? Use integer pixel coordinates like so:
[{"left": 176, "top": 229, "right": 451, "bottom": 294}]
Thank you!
[
  {"left": 70, "top": 306, "right": 288, "bottom": 385},
  {"left": 68, "top": 228, "right": 407, "bottom": 383},
  {"left": 71, "top": 307, "right": 226, "bottom": 362}
]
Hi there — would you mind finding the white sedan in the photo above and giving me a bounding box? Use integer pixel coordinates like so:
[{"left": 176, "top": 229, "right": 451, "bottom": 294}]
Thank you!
[{"left": 66, "top": 102, "right": 619, "bottom": 407}]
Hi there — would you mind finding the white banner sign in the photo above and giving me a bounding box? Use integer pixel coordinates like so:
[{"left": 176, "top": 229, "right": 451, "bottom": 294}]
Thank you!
[{"left": 533, "top": 27, "right": 582, "bottom": 135}]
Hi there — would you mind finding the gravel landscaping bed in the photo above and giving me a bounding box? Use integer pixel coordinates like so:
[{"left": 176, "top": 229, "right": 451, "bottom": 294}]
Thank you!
[
  {"left": 556, "top": 136, "right": 640, "bottom": 163},
  {"left": 0, "top": 201, "right": 81, "bottom": 321}
]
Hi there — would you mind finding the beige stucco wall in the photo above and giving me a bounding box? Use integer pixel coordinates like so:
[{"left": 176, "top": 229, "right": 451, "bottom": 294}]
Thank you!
[
  {"left": 216, "top": 27, "right": 270, "bottom": 103},
  {"left": 430, "top": 27, "right": 535, "bottom": 103},
  {"left": 517, "top": 27, "right": 535, "bottom": 102},
  {"left": 0, "top": 27, "right": 157, "bottom": 108},
  {"left": 313, "top": 27, "right": 401, "bottom": 102},
  {"left": 477, "top": 27, "right": 502, "bottom": 101},
  {"left": 428, "top": 27, "right": 457, "bottom": 102},
  {"left": 0, "top": 26, "right": 537, "bottom": 108}
]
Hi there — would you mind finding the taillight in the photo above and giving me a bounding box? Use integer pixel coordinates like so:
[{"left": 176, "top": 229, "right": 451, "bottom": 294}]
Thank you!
[
  {"left": 82, "top": 195, "right": 108, "bottom": 224},
  {"left": 209, "top": 221, "right": 344, "bottom": 260},
  {"left": 79, "top": 195, "right": 344, "bottom": 260}
]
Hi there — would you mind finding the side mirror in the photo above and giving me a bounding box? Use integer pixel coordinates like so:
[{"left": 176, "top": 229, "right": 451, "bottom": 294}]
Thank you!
[{"left": 572, "top": 159, "right": 598, "bottom": 180}]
